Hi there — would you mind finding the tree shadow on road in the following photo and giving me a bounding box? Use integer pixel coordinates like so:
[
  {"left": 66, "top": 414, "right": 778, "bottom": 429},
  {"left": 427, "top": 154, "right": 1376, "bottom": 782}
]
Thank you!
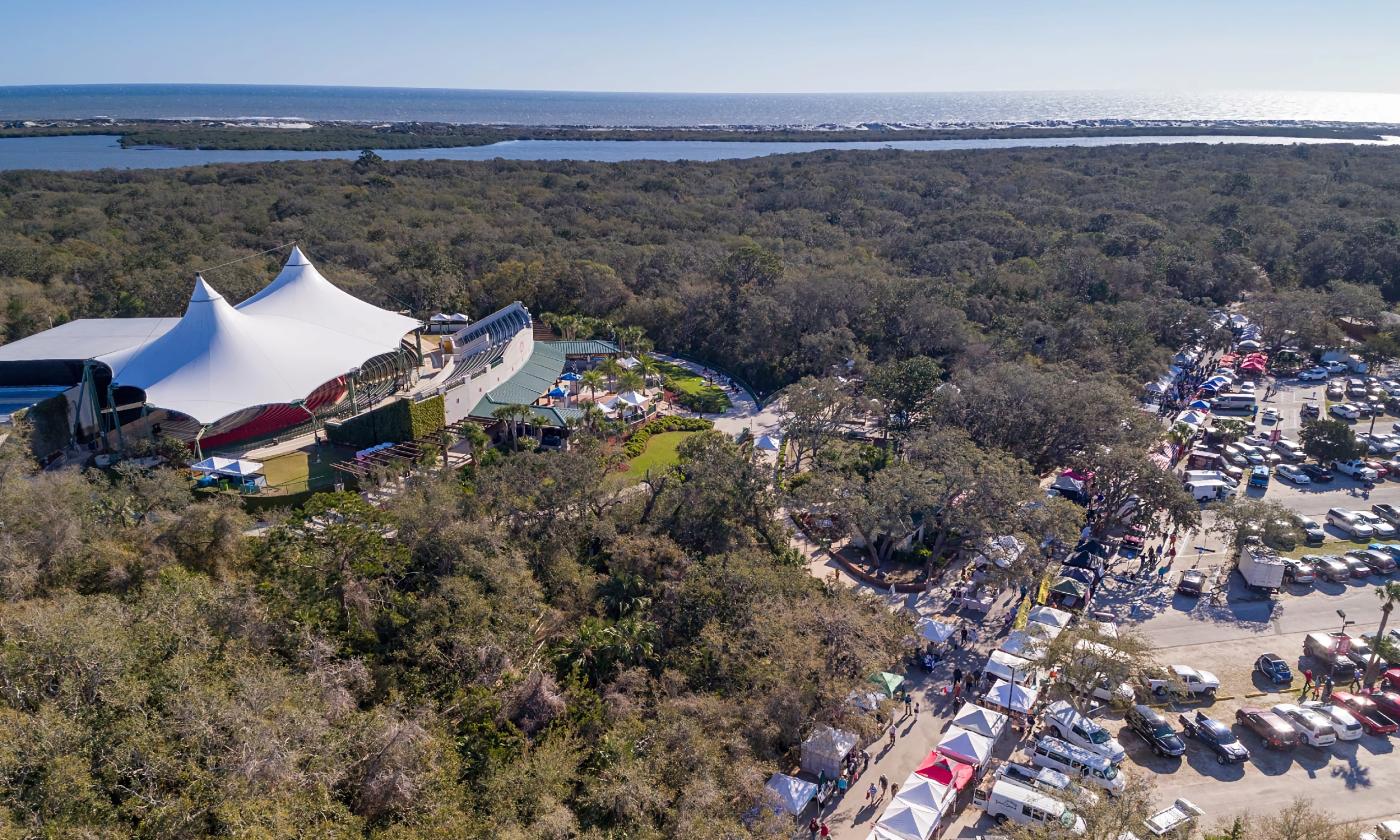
[{"left": 1328, "top": 741, "right": 1374, "bottom": 790}]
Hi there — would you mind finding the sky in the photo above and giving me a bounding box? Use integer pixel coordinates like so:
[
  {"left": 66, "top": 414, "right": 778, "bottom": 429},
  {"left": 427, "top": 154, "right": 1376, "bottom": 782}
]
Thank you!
[{"left": 2, "top": 0, "right": 1398, "bottom": 94}]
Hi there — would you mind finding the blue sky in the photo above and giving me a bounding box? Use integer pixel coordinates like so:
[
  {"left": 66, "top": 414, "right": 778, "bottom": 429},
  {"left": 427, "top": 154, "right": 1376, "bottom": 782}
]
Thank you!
[{"left": 2, "top": 0, "right": 1397, "bottom": 93}]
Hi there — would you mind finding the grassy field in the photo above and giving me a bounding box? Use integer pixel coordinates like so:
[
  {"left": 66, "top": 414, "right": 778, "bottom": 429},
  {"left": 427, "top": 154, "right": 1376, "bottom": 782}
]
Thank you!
[
  {"left": 259, "top": 446, "right": 348, "bottom": 492},
  {"left": 654, "top": 360, "right": 732, "bottom": 413},
  {"left": 609, "top": 431, "right": 699, "bottom": 486}
]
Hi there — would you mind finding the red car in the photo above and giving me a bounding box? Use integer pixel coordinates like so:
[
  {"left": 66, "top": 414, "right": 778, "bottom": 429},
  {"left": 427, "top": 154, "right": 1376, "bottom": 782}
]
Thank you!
[
  {"left": 1384, "top": 668, "right": 1400, "bottom": 692},
  {"left": 1332, "top": 691, "right": 1400, "bottom": 735},
  {"left": 1236, "top": 707, "right": 1300, "bottom": 749},
  {"left": 1364, "top": 459, "right": 1392, "bottom": 479},
  {"left": 1366, "top": 690, "right": 1400, "bottom": 721}
]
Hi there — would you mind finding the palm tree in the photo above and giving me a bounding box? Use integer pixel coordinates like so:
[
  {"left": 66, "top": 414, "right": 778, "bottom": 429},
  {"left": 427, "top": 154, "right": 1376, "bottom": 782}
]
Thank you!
[
  {"left": 617, "top": 370, "right": 645, "bottom": 394},
  {"left": 1365, "top": 581, "right": 1400, "bottom": 687},
  {"left": 616, "top": 325, "right": 646, "bottom": 353},
  {"left": 491, "top": 403, "right": 533, "bottom": 451},
  {"left": 597, "top": 357, "right": 622, "bottom": 391},
  {"left": 634, "top": 355, "right": 659, "bottom": 391},
  {"left": 578, "top": 402, "right": 607, "bottom": 436},
  {"left": 580, "top": 369, "right": 606, "bottom": 402}
]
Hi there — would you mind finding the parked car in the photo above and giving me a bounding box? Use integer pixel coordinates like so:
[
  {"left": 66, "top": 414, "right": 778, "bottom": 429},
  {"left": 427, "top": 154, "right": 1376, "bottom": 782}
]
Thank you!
[
  {"left": 1254, "top": 653, "right": 1293, "bottom": 684},
  {"left": 1327, "top": 508, "right": 1375, "bottom": 540},
  {"left": 1281, "top": 557, "right": 1315, "bottom": 585},
  {"left": 1342, "top": 639, "right": 1385, "bottom": 671},
  {"left": 1270, "top": 703, "right": 1337, "bottom": 747},
  {"left": 1373, "top": 504, "right": 1400, "bottom": 527},
  {"left": 1334, "top": 459, "right": 1379, "bottom": 481},
  {"left": 1300, "top": 463, "right": 1334, "bottom": 483},
  {"left": 1294, "top": 514, "right": 1325, "bottom": 545},
  {"left": 1044, "top": 700, "right": 1126, "bottom": 764},
  {"left": 1276, "top": 463, "right": 1311, "bottom": 484},
  {"left": 1301, "top": 403, "right": 1321, "bottom": 419},
  {"left": 1299, "top": 367, "right": 1328, "bottom": 381},
  {"left": 1356, "top": 513, "right": 1397, "bottom": 539},
  {"left": 1301, "top": 701, "right": 1364, "bottom": 741},
  {"left": 1146, "top": 665, "right": 1220, "bottom": 698},
  {"left": 1327, "top": 383, "right": 1346, "bottom": 400},
  {"left": 1364, "top": 459, "right": 1394, "bottom": 480},
  {"left": 1331, "top": 691, "right": 1400, "bottom": 735},
  {"left": 1347, "top": 548, "right": 1397, "bottom": 574},
  {"left": 1236, "top": 708, "right": 1300, "bottom": 749},
  {"left": 1326, "top": 361, "right": 1349, "bottom": 375},
  {"left": 1331, "top": 403, "right": 1360, "bottom": 421},
  {"left": 1261, "top": 407, "right": 1280, "bottom": 424},
  {"left": 1342, "top": 554, "right": 1374, "bottom": 578},
  {"left": 1303, "top": 633, "right": 1362, "bottom": 683},
  {"left": 1178, "top": 711, "right": 1250, "bottom": 764},
  {"left": 1385, "top": 668, "right": 1400, "bottom": 691},
  {"left": 1177, "top": 570, "right": 1206, "bottom": 597},
  {"left": 1125, "top": 704, "right": 1185, "bottom": 758},
  {"left": 1366, "top": 691, "right": 1400, "bottom": 722},
  {"left": 1306, "top": 555, "right": 1352, "bottom": 582}
]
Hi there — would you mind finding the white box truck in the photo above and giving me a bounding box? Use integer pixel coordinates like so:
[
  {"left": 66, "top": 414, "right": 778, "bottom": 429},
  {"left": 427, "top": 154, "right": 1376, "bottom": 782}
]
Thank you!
[
  {"left": 1185, "top": 479, "right": 1231, "bottom": 502},
  {"left": 1237, "top": 540, "right": 1285, "bottom": 593}
]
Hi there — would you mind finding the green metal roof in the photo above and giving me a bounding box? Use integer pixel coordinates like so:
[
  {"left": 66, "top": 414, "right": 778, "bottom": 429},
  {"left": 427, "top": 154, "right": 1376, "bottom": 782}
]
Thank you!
[
  {"left": 468, "top": 341, "right": 582, "bottom": 426},
  {"left": 470, "top": 395, "right": 582, "bottom": 428},
  {"left": 544, "top": 339, "right": 619, "bottom": 356}
]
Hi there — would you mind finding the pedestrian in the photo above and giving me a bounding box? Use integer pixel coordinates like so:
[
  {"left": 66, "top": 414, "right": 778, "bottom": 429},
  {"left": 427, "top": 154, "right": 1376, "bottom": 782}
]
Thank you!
[
  {"left": 953, "top": 666, "right": 964, "bottom": 687},
  {"left": 953, "top": 681, "right": 962, "bottom": 701},
  {"left": 1301, "top": 668, "right": 1314, "bottom": 696},
  {"left": 820, "top": 822, "right": 830, "bottom": 839},
  {"left": 961, "top": 625, "right": 970, "bottom": 646},
  {"left": 837, "top": 774, "right": 848, "bottom": 795},
  {"left": 1350, "top": 674, "right": 1361, "bottom": 692},
  {"left": 890, "top": 783, "right": 899, "bottom": 799},
  {"left": 904, "top": 694, "right": 913, "bottom": 716},
  {"left": 809, "top": 817, "right": 819, "bottom": 840},
  {"left": 866, "top": 782, "right": 878, "bottom": 802},
  {"left": 887, "top": 725, "right": 897, "bottom": 748},
  {"left": 914, "top": 701, "right": 920, "bottom": 719}
]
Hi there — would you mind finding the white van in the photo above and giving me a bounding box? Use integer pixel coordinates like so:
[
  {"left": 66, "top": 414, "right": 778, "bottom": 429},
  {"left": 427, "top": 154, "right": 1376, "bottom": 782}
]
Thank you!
[
  {"left": 1031, "top": 736, "right": 1126, "bottom": 795},
  {"left": 1212, "top": 393, "right": 1257, "bottom": 411},
  {"left": 1182, "top": 470, "right": 1238, "bottom": 489},
  {"left": 977, "top": 779, "right": 1086, "bottom": 834},
  {"left": 1185, "top": 479, "right": 1230, "bottom": 502}
]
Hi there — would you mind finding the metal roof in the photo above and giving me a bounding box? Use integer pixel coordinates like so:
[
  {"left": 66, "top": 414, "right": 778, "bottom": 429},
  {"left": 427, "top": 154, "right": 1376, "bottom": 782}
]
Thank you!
[
  {"left": 546, "top": 339, "right": 620, "bottom": 357},
  {"left": 484, "top": 341, "right": 568, "bottom": 407},
  {"left": 0, "top": 318, "right": 178, "bottom": 363}
]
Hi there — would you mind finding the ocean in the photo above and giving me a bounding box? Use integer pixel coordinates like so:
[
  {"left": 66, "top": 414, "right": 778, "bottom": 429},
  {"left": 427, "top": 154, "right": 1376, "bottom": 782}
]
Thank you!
[{"left": 5, "top": 84, "right": 1400, "bottom": 127}]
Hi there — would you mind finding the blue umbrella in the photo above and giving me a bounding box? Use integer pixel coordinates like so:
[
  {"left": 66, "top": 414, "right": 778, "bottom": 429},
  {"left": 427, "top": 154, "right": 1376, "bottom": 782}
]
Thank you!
[
  {"left": 561, "top": 372, "right": 582, "bottom": 382},
  {"left": 548, "top": 386, "right": 568, "bottom": 399}
]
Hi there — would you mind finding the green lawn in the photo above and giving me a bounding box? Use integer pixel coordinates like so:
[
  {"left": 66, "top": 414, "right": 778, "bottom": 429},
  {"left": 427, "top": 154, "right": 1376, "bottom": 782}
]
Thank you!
[
  {"left": 259, "top": 446, "right": 348, "bottom": 492},
  {"left": 654, "top": 360, "right": 732, "bottom": 413},
  {"left": 609, "top": 431, "right": 699, "bottom": 486}
]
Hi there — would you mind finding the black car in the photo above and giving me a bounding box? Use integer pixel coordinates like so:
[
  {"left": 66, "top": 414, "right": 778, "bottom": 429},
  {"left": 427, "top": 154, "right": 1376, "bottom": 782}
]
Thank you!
[
  {"left": 1178, "top": 711, "right": 1251, "bottom": 764},
  {"left": 1301, "top": 403, "right": 1320, "bottom": 419},
  {"left": 1300, "top": 463, "right": 1335, "bottom": 483},
  {"left": 1127, "top": 704, "right": 1185, "bottom": 757}
]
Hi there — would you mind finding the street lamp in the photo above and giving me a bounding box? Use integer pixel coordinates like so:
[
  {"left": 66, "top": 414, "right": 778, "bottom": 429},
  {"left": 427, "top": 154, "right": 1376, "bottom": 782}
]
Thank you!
[{"left": 1337, "top": 609, "right": 1354, "bottom": 637}]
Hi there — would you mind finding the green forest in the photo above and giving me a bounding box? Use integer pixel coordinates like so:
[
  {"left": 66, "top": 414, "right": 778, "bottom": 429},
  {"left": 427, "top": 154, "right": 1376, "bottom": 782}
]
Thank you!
[{"left": 1, "top": 144, "right": 1400, "bottom": 836}]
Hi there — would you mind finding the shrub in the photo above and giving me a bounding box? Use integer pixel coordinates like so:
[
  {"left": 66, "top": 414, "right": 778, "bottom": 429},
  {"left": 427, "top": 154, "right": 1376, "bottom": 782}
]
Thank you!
[{"left": 622, "top": 416, "right": 712, "bottom": 458}]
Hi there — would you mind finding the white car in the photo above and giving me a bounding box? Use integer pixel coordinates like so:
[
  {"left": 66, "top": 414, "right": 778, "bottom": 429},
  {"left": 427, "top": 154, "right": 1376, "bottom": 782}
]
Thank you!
[
  {"left": 1261, "top": 407, "right": 1280, "bottom": 423},
  {"left": 1271, "top": 703, "right": 1337, "bottom": 747},
  {"left": 1302, "top": 701, "right": 1363, "bottom": 741},
  {"left": 1239, "top": 381, "right": 1257, "bottom": 393},
  {"left": 1275, "top": 463, "right": 1311, "bottom": 485},
  {"left": 1298, "top": 368, "right": 1329, "bottom": 381},
  {"left": 1325, "top": 361, "right": 1349, "bottom": 374},
  {"left": 1331, "top": 404, "right": 1361, "bottom": 420},
  {"left": 1356, "top": 511, "right": 1397, "bottom": 539}
]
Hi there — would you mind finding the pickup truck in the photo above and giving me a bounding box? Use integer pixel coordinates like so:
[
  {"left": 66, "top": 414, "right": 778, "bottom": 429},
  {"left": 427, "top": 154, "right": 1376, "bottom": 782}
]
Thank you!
[
  {"left": 1333, "top": 459, "right": 1380, "bottom": 482},
  {"left": 1145, "top": 665, "right": 1220, "bottom": 698}
]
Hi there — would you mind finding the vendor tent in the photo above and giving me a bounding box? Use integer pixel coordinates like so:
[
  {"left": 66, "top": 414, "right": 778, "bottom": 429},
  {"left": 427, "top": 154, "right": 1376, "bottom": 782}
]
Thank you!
[
  {"left": 800, "top": 725, "right": 857, "bottom": 778},
  {"left": 917, "top": 618, "right": 955, "bottom": 644},
  {"left": 996, "top": 629, "right": 1046, "bottom": 660},
  {"left": 1050, "top": 576, "right": 1088, "bottom": 598},
  {"left": 1188, "top": 399, "right": 1212, "bottom": 410},
  {"left": 1058, "top": 567, "right": 1096, "bottom": 587},
  {"left": 875, "top": 800, "right": 940, "bottom": 840},
  {"left": 986, "top": 678, "right": 1040, "bottom": 714},
  {"left": 869, "top": 671, "right": 905, "bottom": 697},
  {"left": 190, "top": 456, "right": 264, "bottom": 477},
  {"left": 863, "top": 830, "right": 907, "bottom": 840},
  {"left": 1027, "top": 605, "right": 1072, "bottom": 629},
  {"left": 984, "top": 649, "right": 1037, "bottom": 686},
  {"left": 937, "top": 726, "right": 993, "bottom": 766},
  {"left": 764, "top": 773, "right": 817, "bottom": 816},
  {"left": 950, "top": 702, "right": 1008, "bottom": 740},
  {"left": 913, "top": 752, "right": 975, "bottom": 790},
  {"left": 755, "top": 434, "right": 783, "bottom": 452},
  {"left": 617, "top": 390, "right": 649, "bottom": 407},
  {"left": 975, "top": 534, "right": 1024, "bottom": 568},
  {"left": 892, "top": 773, "right": 953, "bottom": 816}
]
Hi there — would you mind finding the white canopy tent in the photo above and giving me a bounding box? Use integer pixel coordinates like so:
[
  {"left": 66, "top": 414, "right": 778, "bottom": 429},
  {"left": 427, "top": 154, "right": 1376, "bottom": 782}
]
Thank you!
[
  {"left": 190, "top": 456, "right": 265, "bottom": 477},
  {"left": 763, "top": 773, "right": 817, "bottom": 816},
  {"left": 799, "top": 725, "right": 857, "bottom": 778},
  {"left": 917, "top": 618, "right": 955, "bottom": 644},
  {"left": 937, "top": 726, "right": 993, "bottom": 766},
  {"left": 997, "top": 629, "right": 1047, "bottom": 660},
  {"left": 616, "top": 390, "right": 649, "bottom": 407},
  {"left": 875, "top": 800, "right": 941, "bottom": 840},
  {"left": 237, "top": 246, "right": 419, "bottom": 351},
  {"left": 755, "top": 434, "right": 783, "bottom": 452},
  {"left": 986, "top": 678, "right": 1040, "bottom": 714},
  {"left": 950, "top": 702, "right": 1008, "bottom": 740},
  {"left": 102, "top": 277, "right": 401, "bottom": 425},
  {"left": 863, "top": 829, "right": 908, "bottom": 840},
  {"left": 1027, "top": 605, "right": 1073, "bottom": 630},
  {"left": 984, "top": 649, "right": 1039, "bottom": 686},
  {"left": 891, "top": 773, "right": 953, "bottom": 818}
]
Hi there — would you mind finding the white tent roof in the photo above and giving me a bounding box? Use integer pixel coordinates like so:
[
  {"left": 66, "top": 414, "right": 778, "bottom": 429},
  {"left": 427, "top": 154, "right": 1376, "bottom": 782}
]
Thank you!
[
  {"left": 997, "top": 630, "right": 1047, "bottom": 660},
  {"left": 917, "top": 618, "right": 955, "bottom": 644},
  {"left": 875, "top": 799, "right": 941, "bottom": 840},
  {"left": 102, "top": 276, "right": 395, "bottom": 425},
  {"left": 764, "top": 773, "right": 817, "bottom": 816},
  {"left": 937, "top": 726, "right": 993, "bottom": 766},
  {"left": 892, "top": 773, "right": 953, "bottom": 817},
  {"left": 616, "top": 390, "right": 649, "bottom": 407},
  {"left": 237, "top": 246, "right": 419, "bottom": 350},
  {"left": 986, "top": 678, "right": 1040, "bottom": 714},
  {"left": 1027, "top": 605, "right": 1073, "bottom": 629},
  {"left": 984, "top": 649, "right": 1038, "bottom": 686},
  {"left": 950, "top": 702, "right": 1008, "bottom": 740},
  {"left": 755, "top": 433, "right": 783, "bottom": 452},
  {"left": 190, "top": 456, "right": 264, "bottom": 477}
]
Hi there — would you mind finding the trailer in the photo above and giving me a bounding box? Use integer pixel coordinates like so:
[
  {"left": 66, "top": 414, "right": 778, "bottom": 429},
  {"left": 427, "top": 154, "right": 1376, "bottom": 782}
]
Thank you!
[
  {"left": 1237, "top": 539, "right": 1286, "bottom": 593},
  {"left": 1142, "top": 798, "right": 1205, "bottom": 836}
]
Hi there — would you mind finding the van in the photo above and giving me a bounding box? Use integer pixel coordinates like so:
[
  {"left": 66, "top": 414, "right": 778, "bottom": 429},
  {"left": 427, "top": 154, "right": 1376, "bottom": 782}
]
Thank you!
[
  {"left": 1327, "top": 508, "right": 1375, "bottom": 539},
  {"left": 1302, "top": 632, "right": 1361, "bottom": 682},
  {"left": 1274, "top": 439, "right": 1305, "bottom": 462},
  {"left": 1213, "top": 393, "right": 1257, "bottom": 411},
  {"left": 1186, "top": 479, "right": 1230, "bottom": 502},
  {"left": 1183, "top": 470, "right": 1238, "bottom": 489},
  {"left": 977, "top": 779, "right": 1086, "bottom": 834},
  {"left": 1031, "top": 736, "right": 1126, "bottom": 795},
  {"left": 1249, "top": 466, "right": 1271, "bottom": 488}
]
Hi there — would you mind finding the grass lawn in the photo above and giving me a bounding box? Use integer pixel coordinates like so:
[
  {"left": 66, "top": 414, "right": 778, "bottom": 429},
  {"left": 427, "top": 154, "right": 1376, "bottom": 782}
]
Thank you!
[
  {"left": 654, "top": 360, "right": 732, "bottom": 413},
  {"left": 609, "top": 431, "right": 699, "bottom": 486},
  {"left": 260, "top": 445, "right": 349, "bottom": 492}
]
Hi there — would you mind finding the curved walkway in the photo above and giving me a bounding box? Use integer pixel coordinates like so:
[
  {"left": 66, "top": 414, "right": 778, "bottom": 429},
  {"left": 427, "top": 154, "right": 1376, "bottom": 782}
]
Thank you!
[{"left": 649, "top": 352, "right": 781, "bottom": 439}]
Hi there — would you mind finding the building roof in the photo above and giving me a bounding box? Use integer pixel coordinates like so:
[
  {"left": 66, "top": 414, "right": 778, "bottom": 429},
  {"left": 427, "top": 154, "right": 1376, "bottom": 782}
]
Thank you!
[
  {"left": 470, "top": 396, "right": 582, "bottom": 428},
  {"left": 545, "top": 339, "right": 620, "bottom": 356},
  {"left": 468, "top": 342, "right": 583, "bottom": 426},
  {"left": 0, "top": 317, "right": 178, "bottom": 363},
  {"left": 101, "top": 276, "right": 399, "bottom": 425},
  {"left": 237, "top": 246, "right": 420, "bottom": 348}
]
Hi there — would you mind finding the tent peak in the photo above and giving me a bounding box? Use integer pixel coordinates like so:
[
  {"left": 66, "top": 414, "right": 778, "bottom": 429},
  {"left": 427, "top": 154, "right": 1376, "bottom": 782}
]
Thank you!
[
  {"left": 190, "top": 275, "right": 225, "bottom": 304},
  {"left": 285, "top": 244, "right": 310, "bottom": 266}
]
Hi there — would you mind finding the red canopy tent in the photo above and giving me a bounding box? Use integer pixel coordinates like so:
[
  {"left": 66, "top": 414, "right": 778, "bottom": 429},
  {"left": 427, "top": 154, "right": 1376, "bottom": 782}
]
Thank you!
[
  {"left": 913, "top": 751, "right": 975, "bottom": 790},
  {"left": 1219, "top": 353, "right": 1239, "bottom": 366}
]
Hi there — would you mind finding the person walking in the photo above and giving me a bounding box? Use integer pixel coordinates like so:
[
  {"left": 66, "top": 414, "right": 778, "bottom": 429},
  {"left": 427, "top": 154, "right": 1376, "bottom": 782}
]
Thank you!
[
  {"left": 913, "top": 701, "right": 920, "bottom": 720},
  {"left": 887, "top": 725, "right": 897, "bottom": 748},
  {"left": 890, "top": 783, "right": 899, "bottom": 799},
  {"left": 866, "top": 782, "right": 878, "bottom": 803},
  {"left": 809, "top": 817, "right": 819, "bottom": 840},
  {"left": 953, "top": 666, "right": 964, "bottom": 688},
  {"left": 1301, "top": 668, "right": 1314, "bottom": 697},
  {"left": 879, "top": 775, "right": 888, "bottom": 796},
  {"left": 961, "top": 626, "right": 971, "bottom": 647},
  {"left": 819, "top": 822, "right": 830, "bottom": 839}
]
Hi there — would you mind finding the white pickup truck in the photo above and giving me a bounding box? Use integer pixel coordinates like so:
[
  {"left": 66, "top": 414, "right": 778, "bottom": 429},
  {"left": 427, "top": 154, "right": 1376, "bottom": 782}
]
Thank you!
[
  {"left": 1334, "top": 459, "right": 1380, "bottom": 482},
  {"left": 1144, "top": 665, "right": 1220, "bottom": 699}
]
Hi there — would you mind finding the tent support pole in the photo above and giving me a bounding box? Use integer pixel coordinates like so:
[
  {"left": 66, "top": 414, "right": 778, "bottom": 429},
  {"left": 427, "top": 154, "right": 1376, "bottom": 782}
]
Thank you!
[
  {"left": 194, "top": 425, "right": 209, "bottom": 460},
  {"left": 107, "top": 382, "right": 124, "bottom": 452}
]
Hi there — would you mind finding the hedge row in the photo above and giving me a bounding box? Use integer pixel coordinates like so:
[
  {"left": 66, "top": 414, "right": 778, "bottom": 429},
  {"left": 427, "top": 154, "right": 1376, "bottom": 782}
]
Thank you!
[
  {"left": 622, "top": 415, "right": 713, "bottom": 458},
  {"left": 326, "top": 395, "right": 445, "bottom": 449}
]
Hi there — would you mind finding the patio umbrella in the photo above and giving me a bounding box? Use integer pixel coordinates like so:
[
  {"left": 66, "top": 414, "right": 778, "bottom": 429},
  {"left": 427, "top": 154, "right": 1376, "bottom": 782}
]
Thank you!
[
  {"left": 869, "top": 671, "right": 905, "bottom": 697},
  {"left": 561, "top": 371, "right": 581, "bottom": 382},
  {"left": 755, "top": 434, "right": 782, "bottom": 452},
  {"left": 548, "top": 386, "right": 568, "bottom": 399}
]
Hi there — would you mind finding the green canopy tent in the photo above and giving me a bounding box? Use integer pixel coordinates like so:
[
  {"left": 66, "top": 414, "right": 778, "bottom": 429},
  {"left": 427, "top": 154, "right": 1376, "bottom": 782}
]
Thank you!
[
  {"left": 869, "top": 671, "right": 906, "bottom": 698},
  {"left": 1050, "top": 577, "right": 1088, "bottom": 598}
]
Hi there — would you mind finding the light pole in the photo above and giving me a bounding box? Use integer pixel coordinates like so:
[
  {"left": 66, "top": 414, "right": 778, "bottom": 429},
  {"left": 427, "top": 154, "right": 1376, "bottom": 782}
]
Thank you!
[{"left": 1337, "top": 609, "right": 1354, "bottom": 639}]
